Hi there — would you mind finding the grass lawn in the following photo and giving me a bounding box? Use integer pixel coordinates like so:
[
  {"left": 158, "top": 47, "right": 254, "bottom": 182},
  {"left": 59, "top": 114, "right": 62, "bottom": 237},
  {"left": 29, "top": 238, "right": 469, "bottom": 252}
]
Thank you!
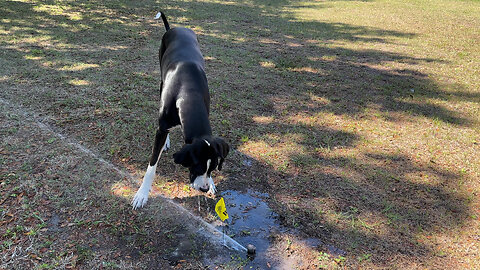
[{"left": 1, "top": 0, "right": 479, "bottom": 269}]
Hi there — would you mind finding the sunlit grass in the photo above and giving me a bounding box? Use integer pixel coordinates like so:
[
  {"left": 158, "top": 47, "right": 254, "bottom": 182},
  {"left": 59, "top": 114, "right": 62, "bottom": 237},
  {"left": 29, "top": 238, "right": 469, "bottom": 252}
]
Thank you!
[
  {"left": 60, "top": 63, "right": 99, "bottom": 71},
  {"left": 33, "top": 4, "right": 83, "bottom": 21},
  {"left": 68, "top": 79, "right": 90, "bottom": 86},
  {"left": 1, "top": 0, "right": 479, "bottom": 268}
]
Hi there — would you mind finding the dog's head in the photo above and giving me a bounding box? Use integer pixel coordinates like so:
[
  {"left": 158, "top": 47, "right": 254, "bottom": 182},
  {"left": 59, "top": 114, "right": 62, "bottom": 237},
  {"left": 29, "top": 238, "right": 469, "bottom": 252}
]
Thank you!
[{"left": 173, "top": 137, "right": 229, "bottom": 193}]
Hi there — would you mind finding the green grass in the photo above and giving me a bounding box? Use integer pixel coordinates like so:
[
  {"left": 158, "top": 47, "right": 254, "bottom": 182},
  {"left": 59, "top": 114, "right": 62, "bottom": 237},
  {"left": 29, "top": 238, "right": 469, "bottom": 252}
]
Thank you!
[{"left": 1, "top": 0, "right": 480, "bottom": 268}]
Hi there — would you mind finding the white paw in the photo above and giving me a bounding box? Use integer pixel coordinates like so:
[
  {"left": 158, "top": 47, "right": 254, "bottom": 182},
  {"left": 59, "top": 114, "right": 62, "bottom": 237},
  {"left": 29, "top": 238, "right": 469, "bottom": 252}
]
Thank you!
[
  {"left": 207, "top": 177, "right": 216, "bottom": 195},
  {"left": 132, "top": 188, "right": 150, "bottom": 210},
  {"left": 163, "top": 134, "right": 170, "bottom": 151}
]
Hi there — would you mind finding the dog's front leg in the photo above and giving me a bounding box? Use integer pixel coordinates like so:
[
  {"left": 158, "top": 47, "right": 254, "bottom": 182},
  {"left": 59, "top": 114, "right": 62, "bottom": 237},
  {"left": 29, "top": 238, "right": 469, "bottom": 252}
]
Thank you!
[{"left": 132, "top": 129, "right": 169, "bottom": 209}]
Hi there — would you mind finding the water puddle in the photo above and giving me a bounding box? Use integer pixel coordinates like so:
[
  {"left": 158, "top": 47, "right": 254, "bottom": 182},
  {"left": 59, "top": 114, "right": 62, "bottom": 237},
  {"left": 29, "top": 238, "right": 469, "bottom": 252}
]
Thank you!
[
  {"left": 211, "top": 189, "right": 343, "bottom": 268},
  {"left": 213, "top": 190, "right": 276, "bottom": 267},
  {"left": 223, "top": 191, "right": 275, "bottom": 249}
]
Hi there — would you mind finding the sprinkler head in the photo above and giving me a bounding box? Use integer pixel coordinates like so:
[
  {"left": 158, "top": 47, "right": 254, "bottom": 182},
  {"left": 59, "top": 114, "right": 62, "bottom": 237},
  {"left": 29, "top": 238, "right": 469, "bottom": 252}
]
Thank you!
[{"left": 247, "top": 244, "right": 256, "bottom": 255}]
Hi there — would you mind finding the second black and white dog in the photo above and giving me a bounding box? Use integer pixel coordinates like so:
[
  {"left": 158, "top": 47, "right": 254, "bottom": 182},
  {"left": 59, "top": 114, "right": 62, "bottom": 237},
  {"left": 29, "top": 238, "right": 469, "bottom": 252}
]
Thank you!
[{"left": 132, "top": 12, "right": 229, "bottom": 209}]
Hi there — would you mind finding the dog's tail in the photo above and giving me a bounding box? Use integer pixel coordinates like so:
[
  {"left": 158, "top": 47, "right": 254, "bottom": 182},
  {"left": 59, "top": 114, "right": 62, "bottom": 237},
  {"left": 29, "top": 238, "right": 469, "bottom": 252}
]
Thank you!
[{"left": 154, "top": 12, "right": 170, "bottom": 31}]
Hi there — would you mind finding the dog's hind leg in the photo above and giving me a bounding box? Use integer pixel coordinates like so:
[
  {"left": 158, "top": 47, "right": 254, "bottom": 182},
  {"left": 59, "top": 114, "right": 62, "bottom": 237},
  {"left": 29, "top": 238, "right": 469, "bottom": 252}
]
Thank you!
[
  {"left": 132, "top": 129, "right": 168, "bottom": 209},
  {"left": 163, "top": 134, "right": 170, "bottom": 151}
]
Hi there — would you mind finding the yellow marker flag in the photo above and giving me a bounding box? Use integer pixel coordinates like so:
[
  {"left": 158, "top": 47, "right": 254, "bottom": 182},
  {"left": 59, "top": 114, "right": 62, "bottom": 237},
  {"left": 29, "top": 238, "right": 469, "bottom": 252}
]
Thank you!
[{"left": 215, "top": 197, "right": 229, "bottom": 221}]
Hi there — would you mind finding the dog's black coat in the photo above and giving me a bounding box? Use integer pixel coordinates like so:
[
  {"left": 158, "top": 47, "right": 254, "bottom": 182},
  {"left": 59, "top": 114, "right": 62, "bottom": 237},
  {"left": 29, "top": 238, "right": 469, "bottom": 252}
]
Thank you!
[
  {"left": 149, "top": 13, "right": 229, "bottom": 188},
  {"left": 158, "top": 28, "right": 210, "bottom": 141}
]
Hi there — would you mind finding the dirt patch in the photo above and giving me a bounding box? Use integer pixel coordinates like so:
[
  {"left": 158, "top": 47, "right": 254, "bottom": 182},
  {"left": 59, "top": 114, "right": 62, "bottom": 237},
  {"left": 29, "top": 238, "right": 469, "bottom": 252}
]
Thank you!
[
  {"left": 1, "top": 0, "right": 479, "bottom": 269},
  {"left": 0, "top": 99, "right": 247, "bottom": 269}
]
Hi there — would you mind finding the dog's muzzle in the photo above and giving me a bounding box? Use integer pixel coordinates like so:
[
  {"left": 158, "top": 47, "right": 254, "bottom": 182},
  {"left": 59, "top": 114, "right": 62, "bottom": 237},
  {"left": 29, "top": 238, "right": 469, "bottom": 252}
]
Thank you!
[
  {"left": 192, "top": 175, "right": 209, "bottom": 192},
  {"left": 191, "top": 174, "right": 216, "bottom": 195}
]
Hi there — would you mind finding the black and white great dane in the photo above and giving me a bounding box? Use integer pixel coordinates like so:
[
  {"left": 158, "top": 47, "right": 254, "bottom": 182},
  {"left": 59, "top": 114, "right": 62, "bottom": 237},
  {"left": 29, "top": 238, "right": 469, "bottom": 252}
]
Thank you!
[{"left": 132, "top": 12, "right": 229, "bottom": 209}]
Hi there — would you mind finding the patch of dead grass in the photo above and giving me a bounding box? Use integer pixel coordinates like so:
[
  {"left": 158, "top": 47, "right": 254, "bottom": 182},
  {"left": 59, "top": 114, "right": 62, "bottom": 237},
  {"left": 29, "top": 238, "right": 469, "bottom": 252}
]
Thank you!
[{"left": 1, "top": 0, "right": 479, "bottom": 268}]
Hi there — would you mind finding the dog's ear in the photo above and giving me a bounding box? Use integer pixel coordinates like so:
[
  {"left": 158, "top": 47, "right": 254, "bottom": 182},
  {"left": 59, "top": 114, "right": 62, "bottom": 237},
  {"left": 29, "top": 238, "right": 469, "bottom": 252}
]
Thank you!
[
  {"left": 211, "top": 137, "right": 229, "bottom": 171},
  {"left": 173, "top": 144, "right": 199, "bottom": 167}
]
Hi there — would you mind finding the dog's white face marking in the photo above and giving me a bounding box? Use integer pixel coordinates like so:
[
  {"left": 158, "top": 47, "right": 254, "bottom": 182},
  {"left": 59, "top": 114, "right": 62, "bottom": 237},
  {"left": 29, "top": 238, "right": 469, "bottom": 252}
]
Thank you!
[
  {"left": 192, "top": 159, "right": 215, "bottom": 194},
  {"left": 204, "top": 139, "right": 210, "bottom": 147},
  {"left": 207, "top": 176, "right": 216, "bottom": 194}
]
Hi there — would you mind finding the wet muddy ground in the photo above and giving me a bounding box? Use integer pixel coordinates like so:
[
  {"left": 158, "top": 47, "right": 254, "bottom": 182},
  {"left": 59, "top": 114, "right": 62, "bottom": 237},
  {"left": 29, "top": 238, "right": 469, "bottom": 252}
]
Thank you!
[{"left": 211, "top": 189, "right": 336, "bottom": 269}]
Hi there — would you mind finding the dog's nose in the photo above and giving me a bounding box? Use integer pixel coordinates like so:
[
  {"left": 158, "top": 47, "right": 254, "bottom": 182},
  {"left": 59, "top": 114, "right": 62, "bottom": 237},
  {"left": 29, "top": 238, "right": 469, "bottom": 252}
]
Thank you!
[{"left": 199, "top": 186, "right": 209, "bottom": 192}]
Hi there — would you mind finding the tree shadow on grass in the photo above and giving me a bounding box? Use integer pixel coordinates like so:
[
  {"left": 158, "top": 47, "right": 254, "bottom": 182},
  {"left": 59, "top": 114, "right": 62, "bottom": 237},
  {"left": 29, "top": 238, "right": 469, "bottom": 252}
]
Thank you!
[
  {"left": 169, "top": 0, "right": 476, "bottom": 126},
  {"left": 0, "top": 0, "right": 476, "bottom": 267},
  {"left": 211, "top": 148, "right": 469, "bottom": 266},
  {"left": 162, "top": 0, "right": 474, "bottom": 266}
]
